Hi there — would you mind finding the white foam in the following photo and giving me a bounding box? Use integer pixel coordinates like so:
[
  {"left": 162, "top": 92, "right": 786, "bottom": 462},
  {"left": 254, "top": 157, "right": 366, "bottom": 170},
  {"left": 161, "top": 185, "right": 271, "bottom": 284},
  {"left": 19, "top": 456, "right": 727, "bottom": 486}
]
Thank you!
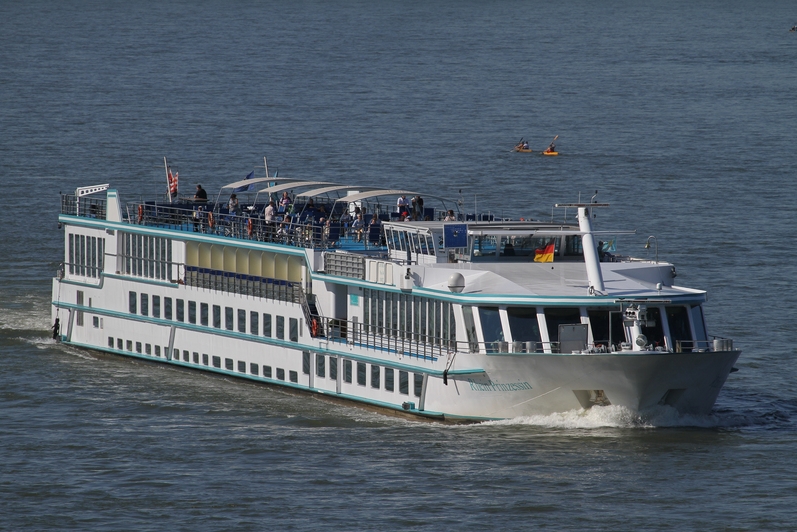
[{"left": 481, "top": 404, "right": 747, "bottom": 429}]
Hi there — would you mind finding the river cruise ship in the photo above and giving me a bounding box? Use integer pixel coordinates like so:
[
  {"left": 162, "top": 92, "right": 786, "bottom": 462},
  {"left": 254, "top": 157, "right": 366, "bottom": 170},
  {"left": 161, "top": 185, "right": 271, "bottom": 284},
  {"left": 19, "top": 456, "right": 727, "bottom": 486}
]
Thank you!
[{"left": 51, "top": 172, "right": 740, "bottom": 421}]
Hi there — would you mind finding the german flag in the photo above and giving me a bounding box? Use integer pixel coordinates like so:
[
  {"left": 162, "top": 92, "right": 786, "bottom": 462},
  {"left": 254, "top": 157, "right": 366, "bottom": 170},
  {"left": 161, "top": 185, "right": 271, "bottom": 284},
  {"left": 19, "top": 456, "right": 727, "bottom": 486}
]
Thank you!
[{"left": 534, "top": 240, "right": 555, "bottom": 263}]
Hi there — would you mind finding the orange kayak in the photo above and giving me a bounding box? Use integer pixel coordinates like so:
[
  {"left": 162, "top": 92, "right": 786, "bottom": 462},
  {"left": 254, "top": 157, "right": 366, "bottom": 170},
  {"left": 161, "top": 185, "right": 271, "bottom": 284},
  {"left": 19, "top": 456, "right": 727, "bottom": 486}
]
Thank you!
[
  {"left": 542, "top": 151, "right": 559, "bottom": 156},
  {"left": 514, "top": 148, "right": 533, "bottom": 153}
]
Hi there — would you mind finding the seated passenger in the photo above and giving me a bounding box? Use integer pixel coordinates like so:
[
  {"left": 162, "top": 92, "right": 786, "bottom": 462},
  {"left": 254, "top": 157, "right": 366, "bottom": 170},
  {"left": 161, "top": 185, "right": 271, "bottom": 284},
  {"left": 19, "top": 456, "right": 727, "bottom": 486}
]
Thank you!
[{"left": 351, "top": 214, "right": 364, "bottom": 242}]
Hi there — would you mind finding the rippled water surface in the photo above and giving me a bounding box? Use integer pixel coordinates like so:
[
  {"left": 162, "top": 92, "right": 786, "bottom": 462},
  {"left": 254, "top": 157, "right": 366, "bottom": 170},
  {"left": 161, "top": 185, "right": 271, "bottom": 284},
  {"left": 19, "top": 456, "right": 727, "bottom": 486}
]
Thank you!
[{"left": 2, "top": 1, "right": 797, "bottom": 529}]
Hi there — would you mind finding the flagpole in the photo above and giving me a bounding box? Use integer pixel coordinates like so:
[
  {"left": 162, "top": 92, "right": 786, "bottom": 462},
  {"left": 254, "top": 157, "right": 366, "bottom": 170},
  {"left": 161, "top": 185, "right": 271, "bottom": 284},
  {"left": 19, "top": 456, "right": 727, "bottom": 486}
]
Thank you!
[
  {"left": 264, "top": 156, "right": 269, "bottom": 179},
  {"left": 164, "top": 156, "right": 172, "bottom": 204}
]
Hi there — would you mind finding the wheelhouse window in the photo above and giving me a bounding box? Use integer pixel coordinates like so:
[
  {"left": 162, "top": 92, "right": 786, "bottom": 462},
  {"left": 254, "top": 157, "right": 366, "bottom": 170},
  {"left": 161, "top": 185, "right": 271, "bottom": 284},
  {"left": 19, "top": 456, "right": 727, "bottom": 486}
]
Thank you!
[
  {"left": 507, "top": 307, "right": 542, "bottom": 351},
  {"left": 666, "top": 306, "right": 693, "bottom": 352},
  {"left": 640, "top": 307, "right": 665, "bottom": 349},
  {"left": 587, "top": 309, "right": 626, "bottom": 349},
  {"left": 478, "top": 306, "right": 504, "bottom": 352}
]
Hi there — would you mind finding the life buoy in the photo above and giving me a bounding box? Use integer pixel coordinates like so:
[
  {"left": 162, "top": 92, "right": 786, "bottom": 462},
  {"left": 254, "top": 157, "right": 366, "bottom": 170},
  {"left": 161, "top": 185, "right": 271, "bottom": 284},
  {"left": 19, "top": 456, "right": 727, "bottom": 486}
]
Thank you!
[
  {"left": 247, "top": 218, "right": 253, "bottom": 236},
  {"left": 137, "top": 204, "right": 143, "bottom": 223},
  {"left": 207, "top": 211, "right": 215, "bottom": 229},
  {"left": 311, "top": 318, "right": 319, "bottom": 337}
]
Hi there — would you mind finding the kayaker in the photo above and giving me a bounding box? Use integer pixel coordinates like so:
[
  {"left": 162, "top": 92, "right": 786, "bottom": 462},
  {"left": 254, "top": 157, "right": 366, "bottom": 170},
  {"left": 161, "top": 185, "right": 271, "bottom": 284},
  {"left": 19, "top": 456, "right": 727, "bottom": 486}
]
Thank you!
[
  {"left": 522, "top": 141, "right": 530, "bottom": 150},
  {"left": 546, "top": 142, "right": 556, "bottom": 153}
]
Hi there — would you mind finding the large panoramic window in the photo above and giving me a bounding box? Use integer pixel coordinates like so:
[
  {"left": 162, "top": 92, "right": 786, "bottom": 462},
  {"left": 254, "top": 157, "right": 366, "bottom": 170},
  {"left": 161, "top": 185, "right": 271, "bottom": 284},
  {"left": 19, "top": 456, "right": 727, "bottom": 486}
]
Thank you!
[{"left": 507, "top": 307, "right": 541, "bottom": 351}]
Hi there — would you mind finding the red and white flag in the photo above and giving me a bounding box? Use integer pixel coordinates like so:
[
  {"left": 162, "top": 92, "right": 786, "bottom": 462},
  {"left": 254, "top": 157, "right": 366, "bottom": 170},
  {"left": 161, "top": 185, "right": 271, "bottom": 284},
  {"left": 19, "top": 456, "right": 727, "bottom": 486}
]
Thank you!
[{"left": 168, "top": 168, "right": 178, "bottom": 197}]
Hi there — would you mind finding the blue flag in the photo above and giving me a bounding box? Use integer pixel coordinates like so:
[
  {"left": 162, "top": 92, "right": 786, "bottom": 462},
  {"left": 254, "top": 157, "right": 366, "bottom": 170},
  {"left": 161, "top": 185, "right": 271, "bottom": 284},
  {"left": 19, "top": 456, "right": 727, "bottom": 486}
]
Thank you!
[{"left": 234, "top": 170, "right": 256, "bottom": 192}]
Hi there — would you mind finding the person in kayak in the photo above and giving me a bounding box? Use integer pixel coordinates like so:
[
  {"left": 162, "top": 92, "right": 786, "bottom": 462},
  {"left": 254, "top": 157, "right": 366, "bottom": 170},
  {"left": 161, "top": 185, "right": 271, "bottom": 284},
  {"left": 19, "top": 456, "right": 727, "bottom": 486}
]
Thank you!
[{"left": 545, "top": 142, "right": 556, "bottom": 153}]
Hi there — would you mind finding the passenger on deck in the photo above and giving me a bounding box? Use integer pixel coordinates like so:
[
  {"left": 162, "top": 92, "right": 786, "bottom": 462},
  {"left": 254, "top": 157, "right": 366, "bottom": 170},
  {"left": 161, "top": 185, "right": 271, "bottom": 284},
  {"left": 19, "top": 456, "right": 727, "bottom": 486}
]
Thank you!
[
  {"left": 411, "top": 195, "right": 424, "bottom": 219},
  {"left": 444, "top": 209, "right": 456, "bottom": 221},
  {"left": 340, "top": 209, "right": 351, "bottom": 227},
  {"left": 503, "top": 242, "right": 515, "bottom": 256},
  {"left": 228, "top": 194, "right": 240, "bottom": 215},
  {"left": 352, "top": 214, "right": 364, "bottom": 242},
  {"left": 397, "top": 195, "right": 409, "bottom": 216},
  {"left": 263, "top": 200, "right": 276, "bottom": 222},
  {"left": 194, "top": 185, "right": 208, "bottom": 202},
  {"left": 279, "top": 191, "right": 291, "bottom": 211}
]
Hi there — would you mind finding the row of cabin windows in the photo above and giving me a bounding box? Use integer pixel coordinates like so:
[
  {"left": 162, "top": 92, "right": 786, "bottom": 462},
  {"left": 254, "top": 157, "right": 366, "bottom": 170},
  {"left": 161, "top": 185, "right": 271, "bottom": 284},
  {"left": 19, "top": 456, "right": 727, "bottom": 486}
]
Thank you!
[
  {"left": 128, "top": 291, "right": 299, "bottom": 341},
  {"left": 68, "top": 234, "right": 105, "bottom": 277},
  {"left": 362, "top": 289, "right": 456, "bottom": 345},
  {"left": 121, "top": 232, "right": 172, "bottom": 280},
  {"left": 107, "top": 337, "right": 298, "bottom": 383},
  {"left": 463, "top": 304, "right": 707, "bottom": 352},
  {"left": 302, "top": 352, "right": 422, "bottom": 397}
]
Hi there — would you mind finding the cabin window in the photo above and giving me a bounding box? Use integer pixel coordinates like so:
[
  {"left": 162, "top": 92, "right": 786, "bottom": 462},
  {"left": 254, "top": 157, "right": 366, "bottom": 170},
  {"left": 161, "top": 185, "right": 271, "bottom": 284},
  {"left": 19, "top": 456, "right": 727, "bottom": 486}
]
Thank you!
[
  {"left": 544, "top": 308, "right": 582, "bottom": 350},
  {"left": 587, "top": 309, "right": 625, "bottom": 349},
  {"left": 371, "top": 365, "right": 380, "bottom": 389},
  {"left": 238, "top": 361, "right": 246, "bottom": 372},
  {"left": 108, "top": 337, "right": 114, "bottom": 348},
  {"left": 140, "top": 294, "right": 149, "bottom": 317},
  {"left": 164, "top": 297, "right": 172, "bottom": 320},
  {"left": 264, "top": 365, "right": 272, "bottom": 378},
  {"left": 155, "top": 345, "right": 161, "bottom": 357},
  {"left": 666, "top": 306, "right": 693, "bottom": 353},
  {"left": 68, "top": 234, "right": 74, "bottom": 274},
  {"left": 129, "top": 291, "right": 137, "bottom": 314},
  {"left": 289, "top": 318, "right": 298, "bottom": 342},
  {"left": 93, "top": 316, "right": 99, "bottom": 328},
  {"left": 176, "top": 299, "right": 184, "bottom": 322},
  {"left": 225, "top": 358, "right": 234, "bottom": 370},
  {"left": 640, "top": 307, "right": 665, "bottom": 349},
  {"left": 357, "top": 362, "right": 366, "bottom": 386},
  {"left": 250, "top": 311, "right": 259, "bottom": 335},
  {"left": 145, "top": 344, "right": 151, "bottom": 355},
  {"left": 479, "top": 307, "right": 504, "bottom": 352},
  {"left": 276, "top": 316, "right": 285, "bottom": 340},
  {"left": 329, "top": 357, "right": 338, "bottom": 381},
  {"left": 289, "top": 370, "right": 298, "bottom": 383},
  {"left": 126, "top": 340, "right": 133, "bottom": 351},
  {"left": 225, "top": 307, "right": 233, "bottom": 331},
  {"left": 74, "top": 291, "right": 84, "bottom": 327},
  {"left": 344, "top": 360, "right": 352, "bottom": 383},
  {"left": 691, "top": 305, "right": 708, "bottom": 346},
  {"left": 136, "top": 342, "right": 142, "bottom": 353},
  {"left": 399, "top": 371, "right": 409, "bottom": 395},
  {"left": 183, "top": 350, "right": 189, "bottom": 362},
  {"left": 263, "top": 313, "right": 272, "bottom": 337},
  {"left": 302, "top": 351, "right": 311, "bottom": 374},
  {"left": 250, "top": 363, "right": 259, "bottom": 376},
  {"left": 507, "top": 307, "right": 542, "bottom": 351},
  {"left": 193, "top": 352, "right": 199, "bottom": 364},
  {"left": 316, "top": 354, "right": 325, "bottom": 378},
  {"left": 238, "top": 309, "right": 246, "bottom": 333},
  {"left": 203, "top": 354, "right": 209, "bottom": 365},
  {"left": 200, "top": 303, "right": 209, "bottom": 326},
  {"left": 385, "top": 368, "right": 395, "bottom": 392},
  {"left": 213, "top": 305, "right": 221, "bottom": 328},
  {"left": 413, "top": 373, "right": 423, "bottom": 397},
  {"left": 152, "top": 296, "right": 161, "bottom": 318},
  {"left": 188, "top": 301, "right": 196, "bottom": 324},
  {"left": 276, "top": 368, "right": 285, "bottom": 381},
  {"left": 117, "top": 338, "right": 123, "bottom": 350},
  {"left": 212, "top": 356, "right": 221, "bottom": 368}
]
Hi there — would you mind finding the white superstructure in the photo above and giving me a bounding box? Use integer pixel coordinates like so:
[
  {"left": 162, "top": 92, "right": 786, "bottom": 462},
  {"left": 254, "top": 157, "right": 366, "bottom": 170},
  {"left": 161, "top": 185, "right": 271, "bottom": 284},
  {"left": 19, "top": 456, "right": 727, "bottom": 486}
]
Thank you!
[{"left": 51, "top": 177, "right": 740, "bottom": 421}]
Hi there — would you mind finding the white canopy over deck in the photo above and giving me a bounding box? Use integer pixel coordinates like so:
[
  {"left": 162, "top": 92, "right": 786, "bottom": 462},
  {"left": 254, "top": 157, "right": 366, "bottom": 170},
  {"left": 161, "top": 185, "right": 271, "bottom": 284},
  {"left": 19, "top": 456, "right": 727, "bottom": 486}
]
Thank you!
[
  {"left": 221, "top": 177, "right": 298, "bottom": 190},
  {"left": 256, "top": 181, "right": 335, "bottom": 194}
]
